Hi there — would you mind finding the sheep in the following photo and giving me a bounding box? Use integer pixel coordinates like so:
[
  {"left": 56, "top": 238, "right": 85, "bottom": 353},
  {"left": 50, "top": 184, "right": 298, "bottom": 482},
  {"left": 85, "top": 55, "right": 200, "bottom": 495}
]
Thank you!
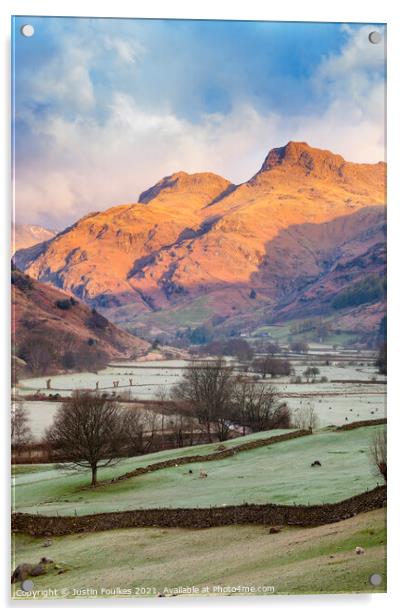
[
  {"left": 199, "top": 470, "right": 208, "bottom": 478},
  {"left": 355, "top": 546, "right": 365, "bottom": 555}
]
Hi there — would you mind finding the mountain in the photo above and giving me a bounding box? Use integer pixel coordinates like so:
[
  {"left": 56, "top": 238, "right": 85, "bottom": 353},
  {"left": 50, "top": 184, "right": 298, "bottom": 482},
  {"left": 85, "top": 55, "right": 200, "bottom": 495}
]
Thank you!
[
  {"left": 12, "top": 224, "right": 57, "bottom": 254},
  {"left": 14, "top": 142, "right": 386, "bottom": 339},
  {"left": 11, "top": 265, "right": 149, "bottom": 377}
]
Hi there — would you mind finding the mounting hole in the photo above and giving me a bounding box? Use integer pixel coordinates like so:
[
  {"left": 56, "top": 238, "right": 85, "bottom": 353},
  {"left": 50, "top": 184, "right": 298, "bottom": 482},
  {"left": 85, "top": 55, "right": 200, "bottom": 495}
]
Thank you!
[
  {"left": 21, "top": 24, "right": 35, "bottom": 38},
  {"left": 21, "top": 579, "right": 34, "bottom": 591},
  {"left": 369, "top": 573, "right": 382, "bottom": 586},
  {"left": 368, "top": 31, "right": 381, "bottom": 45}
]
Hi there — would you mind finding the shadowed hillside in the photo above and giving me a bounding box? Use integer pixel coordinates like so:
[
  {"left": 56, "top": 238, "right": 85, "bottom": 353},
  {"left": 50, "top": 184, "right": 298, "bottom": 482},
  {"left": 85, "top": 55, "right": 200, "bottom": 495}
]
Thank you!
[{"left": 11, "top": 265, "right": 149, "bottom": 378}]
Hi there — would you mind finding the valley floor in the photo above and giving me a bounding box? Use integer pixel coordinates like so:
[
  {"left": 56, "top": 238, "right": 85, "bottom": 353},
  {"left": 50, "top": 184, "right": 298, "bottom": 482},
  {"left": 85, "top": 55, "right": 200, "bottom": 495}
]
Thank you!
[{"left": 12, "top": 508, "right": 386, "bottom": 599}]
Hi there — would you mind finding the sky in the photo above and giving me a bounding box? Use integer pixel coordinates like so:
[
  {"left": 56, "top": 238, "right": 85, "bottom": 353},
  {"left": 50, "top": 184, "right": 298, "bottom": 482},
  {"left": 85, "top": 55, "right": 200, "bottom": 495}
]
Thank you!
[{"left": 12, "top": 17, "right": 386, "bottom": 228}]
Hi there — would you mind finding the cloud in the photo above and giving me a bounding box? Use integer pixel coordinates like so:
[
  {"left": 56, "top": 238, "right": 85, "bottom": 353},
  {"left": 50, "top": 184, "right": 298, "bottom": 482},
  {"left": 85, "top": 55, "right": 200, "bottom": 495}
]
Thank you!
[
  {"left": 14, "top": 24, "right": 386, "bottom": 228},
  {"left": 315, "top": 24, "right": 385, "bottom": 81},
  {"left": 104, "top": 37, "right": 146, "bottom": 65},
  {"left": 25, "top": 43, "right": 96, "bottom": 113}
]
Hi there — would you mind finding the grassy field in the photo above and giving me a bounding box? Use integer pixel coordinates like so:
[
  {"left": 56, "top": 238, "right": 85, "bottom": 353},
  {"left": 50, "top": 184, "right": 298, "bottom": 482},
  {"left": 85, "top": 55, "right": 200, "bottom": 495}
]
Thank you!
[
  {"left": 129, "top": 294, "right": 214, "bottom": 330},
  {"left": 11, "top": 508, "right": 386, "bottom": 598},
  {"left": 251, "top": 320, "right": 356, "bottom": 346},
  {"left": 13, "top": 426, "right": 384, "bottom": 516},
  {"left": 12, "top": 465, "right": 44, "bottom": 476}
]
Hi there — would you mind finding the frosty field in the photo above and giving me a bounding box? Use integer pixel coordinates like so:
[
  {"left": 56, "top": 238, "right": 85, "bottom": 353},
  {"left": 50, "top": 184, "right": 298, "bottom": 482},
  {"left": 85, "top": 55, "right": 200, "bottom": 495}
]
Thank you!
[
  {"left": 12, "top": 508, "right": 386, "bottom": 598},
  {"left": 17, "top": 357, "right": 384, "bottom": 399},
  {"left": 13, "top": 426, "right": 384, "bottom": 516},
  {"left": 16, "top": 354, "right": 386, "bottom": 439}
]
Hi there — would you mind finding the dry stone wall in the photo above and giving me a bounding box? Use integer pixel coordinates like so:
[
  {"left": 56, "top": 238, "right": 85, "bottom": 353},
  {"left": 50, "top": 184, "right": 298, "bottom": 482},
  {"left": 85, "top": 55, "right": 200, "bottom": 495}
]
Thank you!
[
  {"left": 12, "top": 486, "right": 386, "bottom": 536},
  {"left": 113, "top": 429, "right": 312, "bottom": 482}
]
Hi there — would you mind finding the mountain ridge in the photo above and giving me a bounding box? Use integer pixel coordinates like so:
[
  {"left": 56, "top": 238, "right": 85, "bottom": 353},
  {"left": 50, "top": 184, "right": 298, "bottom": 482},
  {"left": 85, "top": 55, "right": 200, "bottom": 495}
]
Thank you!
[
  {"left": 14, "top": 142, "right": 386, "bottom": 339},
  {"left": 12, "top": 224, "right": 57, "bottom": 255}
]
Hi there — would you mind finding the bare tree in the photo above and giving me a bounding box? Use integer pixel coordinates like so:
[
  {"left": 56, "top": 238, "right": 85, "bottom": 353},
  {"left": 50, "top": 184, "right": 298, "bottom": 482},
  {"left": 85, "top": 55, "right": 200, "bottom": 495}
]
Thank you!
[
  {"left": 121, "top": 408, "right": 158, "bottom": 455},
  {"left": 293, "top": 401, "right": 318, "bottom": 431},
  {"left": 166, "top": 411, "right": 197, "bottom": 447},
  {"left": 252, "top": 356, "right": 291, "bottom": 379},
  {"left": 156, "top": 384, "right": 170, "bottom": 448},
  {"left": 290, "top": 341, "right": 309, "bottom": 354},
  {"left": 232, "top": 379, "right": 288, "bottom": 432},
  {"left": 370, "top": 428, "right": 387, "bottom": 482},
  {"left": 46, "top": 391, "right": 125, "bottom": 486},
  {"left": 232, "top": 378, "right": 250, "bottom": 435},
  {"left": 171, "top": 360, "right": 234, "bottom": 442},
  {"left": 376, "top": 343, "right": 387, "bottom": 376},
  {"left": 11, "top": 402, "right": 33, "bottom": 446},
  {"left": 18, "top": 334, "right": 54, "bottom": 375}
]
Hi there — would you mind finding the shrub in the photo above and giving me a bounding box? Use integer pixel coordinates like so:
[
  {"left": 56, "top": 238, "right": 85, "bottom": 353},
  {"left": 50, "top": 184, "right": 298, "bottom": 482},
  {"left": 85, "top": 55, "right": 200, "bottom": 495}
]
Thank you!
[
  {"left": 303, "top": 366, "right": 320, "bottom": 382},
  {"left": 55, "top": 299, "right": 72, "bottom": 310},
  {"left": 11, "top": 270, "right": 33, "bottom": 291}
]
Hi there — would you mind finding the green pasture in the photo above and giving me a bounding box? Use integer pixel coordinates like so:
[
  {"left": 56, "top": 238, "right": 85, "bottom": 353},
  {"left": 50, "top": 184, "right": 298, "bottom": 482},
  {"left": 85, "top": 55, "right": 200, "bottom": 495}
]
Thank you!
[{"left": 13, "top": 426, "right": 383, "bottom": 516}]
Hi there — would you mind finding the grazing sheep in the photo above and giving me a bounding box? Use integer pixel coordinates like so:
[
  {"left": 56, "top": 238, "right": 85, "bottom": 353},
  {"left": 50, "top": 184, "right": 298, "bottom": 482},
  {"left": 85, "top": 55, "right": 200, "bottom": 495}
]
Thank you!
[
  {"left": 199, "top": 470, "right": 208, "bottom": 478},
  {"left": 355, "top": 546, "right": 365, "bottom": 555}
]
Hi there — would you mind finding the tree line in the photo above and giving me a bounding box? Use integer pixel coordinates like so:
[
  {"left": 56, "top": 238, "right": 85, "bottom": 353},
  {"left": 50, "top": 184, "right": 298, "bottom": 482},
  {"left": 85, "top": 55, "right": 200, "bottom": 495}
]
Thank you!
[{"left": 27, "top": 360, "right": 292, "bottom": 485}]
